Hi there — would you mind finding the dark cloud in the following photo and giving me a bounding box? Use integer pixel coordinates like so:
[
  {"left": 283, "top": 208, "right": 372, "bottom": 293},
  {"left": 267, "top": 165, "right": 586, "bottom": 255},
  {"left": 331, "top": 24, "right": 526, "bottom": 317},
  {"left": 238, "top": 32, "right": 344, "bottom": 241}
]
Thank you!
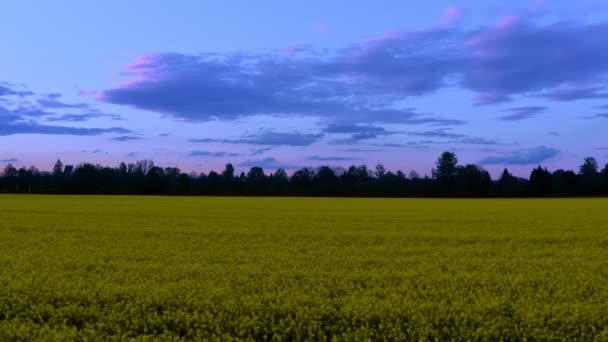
[
  {"left": 0, "top": 82, "right": 33, "bottom": 97},
  {"left": 340, "top": 148, "right": 383, "bottom": 152},
  {"left": 479, "top": 146, "right": 559, "bottom": 165},
  {"left": 37, "top": 93, "right": 89, "bottom": 109},
  {"left": 473, "top": 93, "right": 512, "bottom": 106},
  {"left": 463, "top": 20, "right": 608, "bottom": 98},
  {"left": 306, "top": 156, "right": 353, "bottom": 161},
  {"left": 538, "top": 86, "right": 608, "bottom": 102},
  {"left": 159, "top": 133, "right": 171, "bottom": 137},
  {"left": 190, "top": 131, "right": 323, "bottom": 146},
  {"left": 111, "top": 136, "right": 142, "bottom": 142},
  {"left": 126, "top": 152, "right": 141, "bottom": 158},
  {"left": 99, "top": 17, "right": 608, "bottom": 126},
  {"left": 236, "top": 157, "right": 301, "bottom": 170},
  {"left": 584, "top": 113, "right": 608, "bottom": 119},
  {"left": 0, "top": 124, "right": 129, "bottom": 136},
  {"left": 499, "top": 106, "right": 546, "bottom": 121},
  {"left": 547, "top": 131, "right": 560, "bottom": 136},
  {"left": 80, "top": 149, "right": 108, "bottom": 155},
  {"left": 1, "top": 82, "right": 128, "bottom": 136},
  {"left": 188, "top": 150, "right": 239, "bottom": 158},
  {"left": 404, "top": 129, "right": 503, "bottom": 145},
  {"left": 322, "top": 123, "right": 395, "bottom": 140},
  {"left": 45, "top": 112, "right": 123, "bottom": 122},
  {"left": 250, "top": 146, "right": 275, "bottom": 156},
  {"left": 0, "top": 105, "right": 131, "bottom": 136},
  {"left": 451, "top": 137, "right": 502, "bottom": 145},
  {"left": 0, "top": 158, "right": 18, "bottom": 163},
  {"left": 407, "top": 129, "right": 465, "bottom": 139}
]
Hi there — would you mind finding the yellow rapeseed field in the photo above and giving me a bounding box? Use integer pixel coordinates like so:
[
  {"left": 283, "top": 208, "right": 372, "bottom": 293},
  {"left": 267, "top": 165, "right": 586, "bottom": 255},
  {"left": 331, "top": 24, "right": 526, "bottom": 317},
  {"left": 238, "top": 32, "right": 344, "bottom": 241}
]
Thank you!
[{"left": 1, "top": 195, "right": 607, "bottom": 341}]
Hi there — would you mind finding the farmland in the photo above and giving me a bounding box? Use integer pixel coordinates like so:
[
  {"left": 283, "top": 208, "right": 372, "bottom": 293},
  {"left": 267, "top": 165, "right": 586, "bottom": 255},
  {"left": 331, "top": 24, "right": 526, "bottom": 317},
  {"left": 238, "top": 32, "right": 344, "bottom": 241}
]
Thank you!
[{"left": 1, "top": 195, "right": 608, "bottom": 341}]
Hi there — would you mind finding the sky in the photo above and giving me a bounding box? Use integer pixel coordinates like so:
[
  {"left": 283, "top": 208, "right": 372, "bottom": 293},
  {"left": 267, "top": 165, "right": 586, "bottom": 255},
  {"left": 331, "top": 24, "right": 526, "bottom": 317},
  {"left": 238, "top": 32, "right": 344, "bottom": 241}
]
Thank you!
[{"left": 1, "top": 0, "right": 607, "bottom": 177}]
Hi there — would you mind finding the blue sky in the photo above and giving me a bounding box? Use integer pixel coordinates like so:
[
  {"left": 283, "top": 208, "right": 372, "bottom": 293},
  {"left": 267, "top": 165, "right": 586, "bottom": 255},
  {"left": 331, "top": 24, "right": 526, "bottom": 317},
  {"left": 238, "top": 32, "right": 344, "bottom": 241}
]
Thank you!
[{"left": 1, "top": 0, "right": 607, "bottom": 177}]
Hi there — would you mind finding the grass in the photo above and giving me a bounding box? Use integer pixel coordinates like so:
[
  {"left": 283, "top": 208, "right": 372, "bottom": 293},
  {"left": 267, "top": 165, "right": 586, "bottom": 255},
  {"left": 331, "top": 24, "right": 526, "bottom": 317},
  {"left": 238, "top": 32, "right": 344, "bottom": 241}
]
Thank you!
[{"left": 1, "top": 195, "right": 607, "bottom": 341}]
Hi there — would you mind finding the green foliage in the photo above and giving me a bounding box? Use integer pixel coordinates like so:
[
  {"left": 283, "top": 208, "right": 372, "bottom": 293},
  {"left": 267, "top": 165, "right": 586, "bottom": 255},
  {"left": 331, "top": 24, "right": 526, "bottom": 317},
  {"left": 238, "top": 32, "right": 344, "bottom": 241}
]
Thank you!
[{"left": 1, "top": 196, "right": 608, "bottom": 340}]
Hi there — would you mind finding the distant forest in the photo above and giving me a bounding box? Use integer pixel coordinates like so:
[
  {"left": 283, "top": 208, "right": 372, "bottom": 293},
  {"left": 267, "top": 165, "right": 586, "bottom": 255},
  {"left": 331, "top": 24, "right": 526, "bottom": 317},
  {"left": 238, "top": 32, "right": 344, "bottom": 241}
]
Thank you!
[{"left": 1, "top": 152, "right": 607, "bottom": 197}]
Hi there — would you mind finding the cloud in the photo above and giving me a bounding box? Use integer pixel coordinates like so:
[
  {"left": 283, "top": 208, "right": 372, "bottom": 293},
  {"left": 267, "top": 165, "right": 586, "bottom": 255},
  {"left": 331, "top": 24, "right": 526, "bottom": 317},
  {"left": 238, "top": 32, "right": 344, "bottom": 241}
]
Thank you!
[
  {"left": 45, "top": 112, "right": 123, "bottom": 122},
  {"left": 408, "top": 129, "right": 466, "bottom": 139},
  {"left": 190, "top": 131, "right": 323, "bottom": 146},
  {"left": 499, "top": 106, "right": 546, "bottom": 121},
  {"left": 37, "top": 93, "right": 88, "bottom": 109},
  {"left": 126, "top": 152, "right": 141, "bottom": 158},
  {"left": 315, "top": 23, "right": 331, "bottom": 33},
  {"left": 188, "top": 150, "right": 239, "bottom": 158},
  {"left": 583, "top": 113, "right": 608, "bottom": 119},
  {"left": 236, "top": 157, "right": 301, "bottom": 170},
  {"left": 463, "top": 20, "right": 608, "bottom": 99},
  {"left": 76, "top": 87, "right": 98, "bottom": 96},
  {"left": 1, "top": 82, "right": 129, "bottom": 136},
  {"left": 479, "top": 146, "right": 559, "bottom": 165},
  {"left": 474, "top": 93, "right": 511, "bottom": 106},
  {"left": 322, "top": 123, "right": 395, "bottom": 140},
  {"left": 80, "top": 149, "right": 108, "bottom": 155},
  {"left": 538, "top": 86, "right": 608, "bottom": 101},
  {"left": 250, "top": 146, "right": 275, "bottom": 156},
  {"left": 341, "top": 148, "right": 383, "bottom": 152},
  {"left": 0, "top": 106, "right": 131, "bottom": 136},
  {"left": 0, "top": 158, "right": 18, "bottom": 163},
  {"left": 0, "top": 82, "right": 33, "bottom": 97},
  {"left": 0, "top": 124, "right": 130, "bottom": 136},
  {"left": 98, "top": 16, "right": 608, "bottom": 125},
  {"left": 306, "top": 156, "right": 353, "bottom": 161},
  {"left": 451, "top": 137, "right": 502, "bottom": 145},
  {"left": 111, "top": 136, "right": 142, "bottom": 142},
  {"left": 437, "top": 6, "right": 464, "bottom": 26},
  {"left": 405, "top": 129, "right": 502, "bottom": 145}
]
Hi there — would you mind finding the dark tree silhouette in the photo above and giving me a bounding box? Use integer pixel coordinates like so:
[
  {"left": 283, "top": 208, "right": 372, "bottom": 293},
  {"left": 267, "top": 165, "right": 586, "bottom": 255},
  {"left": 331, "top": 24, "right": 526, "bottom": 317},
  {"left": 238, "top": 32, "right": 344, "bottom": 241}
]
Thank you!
[
  {"left": 1, "top": 152, "right": 607, "bottom": 197},
  {"left": 529, "top": 166, "right": 553, "bottom": 196},
  {"left": 432, "top": 152, "right": 458, "bottom": 194}
]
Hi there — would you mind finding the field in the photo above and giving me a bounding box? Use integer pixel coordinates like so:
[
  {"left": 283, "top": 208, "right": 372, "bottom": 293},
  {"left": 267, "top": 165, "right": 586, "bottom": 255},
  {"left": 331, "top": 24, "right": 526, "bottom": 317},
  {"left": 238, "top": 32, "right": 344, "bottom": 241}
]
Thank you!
[{"left": 1, "top": 196, "right": 608, "bottom": 341}]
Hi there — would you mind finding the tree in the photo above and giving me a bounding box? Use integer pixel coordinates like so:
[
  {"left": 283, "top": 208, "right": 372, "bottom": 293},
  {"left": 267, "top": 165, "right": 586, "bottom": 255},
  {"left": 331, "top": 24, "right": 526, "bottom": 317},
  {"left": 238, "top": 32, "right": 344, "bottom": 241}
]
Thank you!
[
  {"left": 579, "top": 157, "right": 599, "bottom": 178},
  {"left": 601, "top": 164, "right": 608, "bottom": 192},
  {"left": 578, "top": 157, "right": 600, "bottom": 193},
  {"left": 432, "top": 152, "right": 458, "bottom": 181},
  {"left": 315, "top": 166, "right": 338, "bottom": 193},
  {"left": 3, "top": 164, "right": 17, "bottom": 177},
  {"left": 246, "top": 167, "right": 266, "bottom": 185},
  {"left": 222, "top": 163, "right": 235, "bottom": 180},
  {"left": 432, "top": 151, "right": 458, "bottom": 194},
  {"left": 455, "top": 164, "right": 491, "bottom": 195},
  {"left": 529, "top": 166, "right": 552, "bottom": 196},
  {"left": 374, "top": 164, "right": 386, "bottom": 178},
  {"left": 272, "top": 168, "right": 288, "bottom": 190},
  {"left": 52, "top": 159, "right": 64, "bottom": 176},
  {"left": 552, "top": 169, "right": 577, "bottom": 194}
]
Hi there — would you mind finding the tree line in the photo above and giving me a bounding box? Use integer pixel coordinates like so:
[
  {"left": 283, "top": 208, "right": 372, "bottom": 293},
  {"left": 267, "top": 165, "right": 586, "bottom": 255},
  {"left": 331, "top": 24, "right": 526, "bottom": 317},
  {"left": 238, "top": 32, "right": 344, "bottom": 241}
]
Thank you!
[{"left": 1, "top": 152, "right": 607, "bottom": 197}]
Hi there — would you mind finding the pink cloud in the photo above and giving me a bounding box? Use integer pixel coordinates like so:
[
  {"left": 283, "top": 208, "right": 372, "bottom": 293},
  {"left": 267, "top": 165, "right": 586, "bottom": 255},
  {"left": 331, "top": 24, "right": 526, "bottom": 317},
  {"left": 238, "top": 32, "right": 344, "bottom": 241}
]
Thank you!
[
  {"left": 124, "top": 54, "right": 159, "bottom": 71},
  {"left": 474, "top": 93, "right": 510, "bottom": 106},
  {"left": 530, "top": 0, "right": 546, "bottom": 12},
  {"left": 315, "top": 23, "right": 330, "bottom": 33},
  {"left": 494, "top": 15, "right": 519, "bottom": 29},
  {"left": 76, "top": 87, "right": 98, "bottom": 96},
  {"left": 437, "top": 6, "right": 463, "bottom": 26},
  {"left": 282, "top": 43, "right": 303, "bottom": 58}
]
